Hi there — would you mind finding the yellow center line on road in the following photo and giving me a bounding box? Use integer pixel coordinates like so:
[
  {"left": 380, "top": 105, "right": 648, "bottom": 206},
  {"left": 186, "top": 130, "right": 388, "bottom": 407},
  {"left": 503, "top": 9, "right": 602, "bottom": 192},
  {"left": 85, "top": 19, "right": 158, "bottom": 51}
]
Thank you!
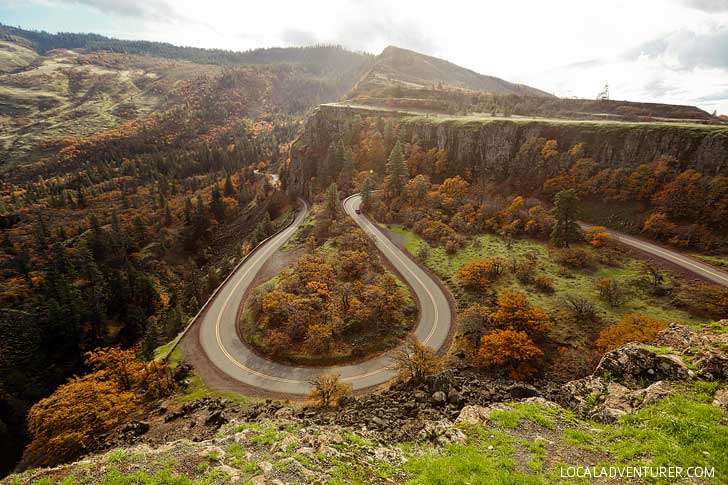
[{"left": 212, "top": 196, "right": 443, "bottom": 388}]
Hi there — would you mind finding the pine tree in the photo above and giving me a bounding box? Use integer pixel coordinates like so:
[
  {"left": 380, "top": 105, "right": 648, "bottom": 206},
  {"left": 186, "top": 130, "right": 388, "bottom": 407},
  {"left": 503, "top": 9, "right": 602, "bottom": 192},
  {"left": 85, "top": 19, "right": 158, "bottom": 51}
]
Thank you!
[
  {"left": 361, "top": 176, "right": 373, "bottom": 207},
  {"left": 550, "top": 189, "right": 582, "bottom": 248},
  {"left": 224, "top": 173, "right": 235, "bottom": 197},
  {"left": 183, "top": 197, "right": 192, "bottom": 224},
  {"left": 210, "top": 184, "right": 226, "bottom": 221},
  {"left": 325, "top": 183, "right": 339, "bottom": 219},
  {"left": 385, "top": 141, "right": 407, "bottom": 198}
]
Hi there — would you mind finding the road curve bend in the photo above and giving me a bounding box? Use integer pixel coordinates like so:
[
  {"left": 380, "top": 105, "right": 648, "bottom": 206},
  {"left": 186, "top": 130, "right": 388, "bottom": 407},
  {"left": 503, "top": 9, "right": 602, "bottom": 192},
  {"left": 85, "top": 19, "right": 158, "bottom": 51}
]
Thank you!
[
  {"left": 579, "top": 222, "right": 728, "bottom": 287},
  {"left": 194, "top": 194, "right": 452, "bottom": 396}
]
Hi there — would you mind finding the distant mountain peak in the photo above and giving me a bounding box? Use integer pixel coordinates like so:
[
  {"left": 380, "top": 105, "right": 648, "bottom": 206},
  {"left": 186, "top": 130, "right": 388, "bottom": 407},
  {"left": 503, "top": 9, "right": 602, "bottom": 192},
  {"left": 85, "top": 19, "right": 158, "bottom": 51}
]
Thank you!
[{"left": 350, "top": 45, "right": 551, "bottom": 98}]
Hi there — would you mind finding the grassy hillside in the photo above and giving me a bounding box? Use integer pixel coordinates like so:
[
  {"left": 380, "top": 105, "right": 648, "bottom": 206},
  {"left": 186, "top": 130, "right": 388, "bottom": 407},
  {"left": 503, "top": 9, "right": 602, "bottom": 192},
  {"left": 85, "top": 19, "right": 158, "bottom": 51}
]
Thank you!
[{"left": 350, "top": 45, "right": 550, "bottom": 99}]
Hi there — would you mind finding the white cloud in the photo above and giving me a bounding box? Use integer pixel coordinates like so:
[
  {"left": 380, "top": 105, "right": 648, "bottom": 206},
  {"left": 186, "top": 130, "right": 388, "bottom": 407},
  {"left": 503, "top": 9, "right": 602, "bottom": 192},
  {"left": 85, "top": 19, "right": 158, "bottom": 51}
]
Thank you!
[{"left": 17, "top": 0, "right": 728, "bottom": 114}]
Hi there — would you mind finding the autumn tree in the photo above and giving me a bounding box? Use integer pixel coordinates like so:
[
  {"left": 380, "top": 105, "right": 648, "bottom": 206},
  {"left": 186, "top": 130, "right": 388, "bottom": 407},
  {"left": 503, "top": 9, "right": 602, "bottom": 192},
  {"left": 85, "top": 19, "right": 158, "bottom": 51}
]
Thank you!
[
  {"left": 308, "top": 374, "right": 352, "bottom": 407},
  {"left": 325, "top": 182, "right": 339, "bottom": 219},
  {"left": 642, "top": 212, "right": 676, "bottom": 241},
  {"left": 456, "top": 258, "right": 505, "bottom": 292},
  {"left": 478, "top": 329, "right": 543, "bottom": 379},
  {"left": 492, "top": 289, "right": 551, "bottom": 336},
  {"left": 23, "top": 347, "right": 174, "bottom": 468},
  {"left": 595, "top": 313, "right": 667, "bottom": 354},
  {"left": 390, "top": 335, "right": 442, "bottom": 381},
  {"left": 584, "top": 226, "right": 611, "bottom": 248},
  {"left": 550, "top": 189, "right": 582, "bottom": 248}
]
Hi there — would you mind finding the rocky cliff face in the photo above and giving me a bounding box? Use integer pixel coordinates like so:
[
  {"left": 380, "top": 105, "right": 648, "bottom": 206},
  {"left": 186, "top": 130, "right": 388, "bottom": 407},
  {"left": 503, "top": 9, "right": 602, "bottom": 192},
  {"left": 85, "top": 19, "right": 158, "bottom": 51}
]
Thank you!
[{"left": 291, "top": 105, "right": 728, "bottom": 193}]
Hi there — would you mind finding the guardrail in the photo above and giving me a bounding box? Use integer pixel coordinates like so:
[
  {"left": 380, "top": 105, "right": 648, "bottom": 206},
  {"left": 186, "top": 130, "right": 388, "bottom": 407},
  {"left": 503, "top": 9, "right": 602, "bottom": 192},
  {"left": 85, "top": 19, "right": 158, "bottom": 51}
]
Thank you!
[{"left": 161, "top": 200, "right": 305, "bottom": 362}]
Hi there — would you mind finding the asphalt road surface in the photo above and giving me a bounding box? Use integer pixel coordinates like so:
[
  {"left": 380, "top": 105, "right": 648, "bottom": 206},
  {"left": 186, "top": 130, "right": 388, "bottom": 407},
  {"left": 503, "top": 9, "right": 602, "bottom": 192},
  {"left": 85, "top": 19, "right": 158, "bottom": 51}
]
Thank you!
[
  {"left": 579, "top": 222, "right": 728, "bottom": 287},
  {"left": 195, "top": 195, "right": 452, "bottom": 395}
]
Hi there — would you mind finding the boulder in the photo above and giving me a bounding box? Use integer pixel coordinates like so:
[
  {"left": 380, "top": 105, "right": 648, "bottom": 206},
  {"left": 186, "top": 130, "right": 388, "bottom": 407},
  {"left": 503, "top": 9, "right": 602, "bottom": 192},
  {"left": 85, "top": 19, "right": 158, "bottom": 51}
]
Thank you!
[
  {"left": 596, "top": 343, "right": 657, "bottom": 383},
  {"left": 431, "top": 391, "right": 447, "bottom": 406},
  {"left": 591, "top": 406, "right": 627, "bottom": 424},
  {"left": 654, "top": 354, "right": 691, "bottom": 380},
  {"left": 418, "top": 420, "right": 467, "bottom": 446},
  {"left": 205, "top": 410, "right": 228, "bottom": 428},
  {"left": 455, "top": 403, "right": 512, "bottom": 426},
  {"left": 712, "top": 388, "right": 728, "bottom": 412},
  {"left": 507, "top": 383, "right": 540, "bottom": 399},
  {"left": 694, "top": 351, "right": 728, "bottom": 380},
  {"left": 653, "top": 323, "right": 708, "bottom": 351},
  {"left": 556, "top": 375, "right": 607, "bottom": 415}
]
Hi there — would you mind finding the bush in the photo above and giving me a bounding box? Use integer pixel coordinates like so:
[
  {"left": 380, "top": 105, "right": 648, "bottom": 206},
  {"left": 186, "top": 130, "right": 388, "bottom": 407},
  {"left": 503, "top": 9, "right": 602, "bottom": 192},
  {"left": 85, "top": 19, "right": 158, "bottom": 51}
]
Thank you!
[
  {"left": 584, "top": 226, "right": 611, "bottom": 248},
  {"left": 561, "top": 294, "right": 599, "bottom": 322},
  {"left": 478, "top": 329, "right": 543, "bottom": 379},
  {"left": 390, "top": 335, "right": 443, "bottom": 381},
  {"left": 533, "top": 275, "right": 555, "bottom": 293},
  {"left": 553, "top": 247, "right": 593, "bottom": 269},
  {"left": 595, "top": 313, "right": 667, "bottom": 354},
  {"left": 492, "top": 289, "right": 551, "bottom": 336},
  {"left": 456, "top": 258, "right": 505, "bottom": 291},
  {"left": 596, "top": 277, "right": 626, "bottom": 307},
  {"left": 308, "top": 374, "right": 352, "bottom": 407}
]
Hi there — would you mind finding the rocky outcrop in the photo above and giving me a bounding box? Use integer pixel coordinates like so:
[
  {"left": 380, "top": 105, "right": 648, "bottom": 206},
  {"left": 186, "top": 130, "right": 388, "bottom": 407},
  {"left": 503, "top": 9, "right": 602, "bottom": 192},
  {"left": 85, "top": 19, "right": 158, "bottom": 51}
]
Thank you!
[{"left": 557, "top": 323, "right": 728, "bottom": 422}]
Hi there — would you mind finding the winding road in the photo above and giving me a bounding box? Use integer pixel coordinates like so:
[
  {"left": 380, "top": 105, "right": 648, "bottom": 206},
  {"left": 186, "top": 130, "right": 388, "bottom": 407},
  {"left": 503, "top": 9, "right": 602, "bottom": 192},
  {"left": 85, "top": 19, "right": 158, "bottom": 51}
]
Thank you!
[
  {"left": 192, "top": 194, "right": 452, "bottom": 396},
  {"left": 579, "top": 223, "right": 728, "bottom": 288},
  {"left": 189, "top": 195, "right": 727, "bottom": 398}
]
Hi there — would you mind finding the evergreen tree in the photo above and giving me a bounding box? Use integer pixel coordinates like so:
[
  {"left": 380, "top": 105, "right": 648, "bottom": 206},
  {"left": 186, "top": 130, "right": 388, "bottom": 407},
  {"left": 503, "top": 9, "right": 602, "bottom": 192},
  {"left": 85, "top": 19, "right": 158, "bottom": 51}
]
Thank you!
[
  {"left": 361, "top": 176, "right": 373, "bottom": 207},
  {"left": 224, "top": 173, "right": 236, "bottom": 197},
  {"left": 325, "top": 183, "right": 339, "bottom": 219},
  {"left": 140, "top": 318, "right": 160, "bottom": 360},
  {"left": 385, "top": 141, "right": 407, "bottom": 198},
  {"left": 183, "top": 197, "right": 192, "bottom": 225},
  {"left": 550, "top": 189, "right": 582, "bottom": 248},
  {"left": 210, "top": 184, "right": 226, "bottom": 221}
]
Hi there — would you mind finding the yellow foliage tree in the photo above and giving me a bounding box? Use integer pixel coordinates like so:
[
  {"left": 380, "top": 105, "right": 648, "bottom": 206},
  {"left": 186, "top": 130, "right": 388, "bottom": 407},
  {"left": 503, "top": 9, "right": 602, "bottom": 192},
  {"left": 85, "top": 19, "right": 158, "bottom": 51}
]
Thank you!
[
  {"left": 595, "top": 313, "right": 667, "bottom": 354},
  {"left": 492, "top": 289, "right": 551, "bottom": 336}
]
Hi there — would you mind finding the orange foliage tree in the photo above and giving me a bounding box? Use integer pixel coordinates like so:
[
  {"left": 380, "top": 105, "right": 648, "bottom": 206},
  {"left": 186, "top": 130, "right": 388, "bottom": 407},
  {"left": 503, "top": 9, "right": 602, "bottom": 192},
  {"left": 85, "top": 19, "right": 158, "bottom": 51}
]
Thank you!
[
  {"left": 491, "top": 289, "right": 551, "bottom": 336},
  {"left": 455, "top": 258, "right": 505, "bottom": 292},
  {"left": 478, "top": 329, "right": 543, "bottom": 379},
  {"left": 24, "top": 347, "right": 175, "bottom": 468},
  {"left": 595, "top": 313, "right": 667, "bottom": 354}
]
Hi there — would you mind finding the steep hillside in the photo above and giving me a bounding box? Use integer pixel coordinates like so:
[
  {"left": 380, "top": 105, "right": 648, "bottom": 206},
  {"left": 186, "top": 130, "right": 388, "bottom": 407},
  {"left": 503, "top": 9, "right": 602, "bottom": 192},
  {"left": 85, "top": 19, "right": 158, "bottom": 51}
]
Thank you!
[
  {"left": 0, "top": 25, "right": 372, "bottom": 169},
  {"left": 349, "top": 45, "right": 550, "bottom": 99},
  {"left": 292, "top": 104, "right": 728, "bottom": 190},
  {"left": 3, "top": 324, "right": 728, "bottom": 484}
]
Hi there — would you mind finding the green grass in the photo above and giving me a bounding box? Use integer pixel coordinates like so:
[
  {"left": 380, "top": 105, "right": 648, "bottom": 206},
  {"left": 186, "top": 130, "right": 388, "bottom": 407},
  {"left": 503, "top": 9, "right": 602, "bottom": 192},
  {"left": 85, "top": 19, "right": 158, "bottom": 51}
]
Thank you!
[
  {"left": 406, "top": 429, "right": 544, "bottom": 485},
  {"left": 600, "top": 396, "right": 728, "bottom": 482},
  {"left": 389, "top": 224, "right": 707, "bottom": 328},
  {"left": 232, "top": 421, "right": 280, "bottom": 445},
  {"left": 176, "top": 373, "right": 253, "bottom": 406},
  {"left": 489, "top": 404, "right": 556, "bottom": 430}
]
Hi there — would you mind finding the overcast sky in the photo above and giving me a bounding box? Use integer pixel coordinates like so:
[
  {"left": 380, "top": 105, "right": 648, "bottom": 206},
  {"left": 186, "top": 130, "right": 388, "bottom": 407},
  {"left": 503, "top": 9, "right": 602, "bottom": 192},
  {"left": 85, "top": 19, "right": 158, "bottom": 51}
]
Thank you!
[{"left": 3, "top": 0, "right": 728, "bottom": 114}]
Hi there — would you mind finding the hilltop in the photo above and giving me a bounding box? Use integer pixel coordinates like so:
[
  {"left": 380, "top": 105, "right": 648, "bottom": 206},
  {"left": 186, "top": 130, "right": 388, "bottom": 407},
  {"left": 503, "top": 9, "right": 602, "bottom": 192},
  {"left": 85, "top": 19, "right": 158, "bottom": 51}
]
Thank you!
[
  {"left": 0, "top": 24, "right": 372, "bottom": 168},
  {"left": 349, "top": 45, "right": 551, "bottom": 98}
]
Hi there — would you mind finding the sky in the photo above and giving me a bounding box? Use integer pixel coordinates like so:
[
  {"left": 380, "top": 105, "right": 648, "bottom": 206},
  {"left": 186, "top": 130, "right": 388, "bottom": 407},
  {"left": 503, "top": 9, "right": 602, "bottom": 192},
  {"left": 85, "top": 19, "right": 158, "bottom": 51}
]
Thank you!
[{"left": 3, "top": 0, "right": 728, "bottom": 114}]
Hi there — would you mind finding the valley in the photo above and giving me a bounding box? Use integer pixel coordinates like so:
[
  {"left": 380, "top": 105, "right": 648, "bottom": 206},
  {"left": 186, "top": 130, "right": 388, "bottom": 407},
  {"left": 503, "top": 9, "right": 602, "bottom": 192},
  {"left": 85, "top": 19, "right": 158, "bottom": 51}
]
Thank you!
[{"left": 1, "top": 16, "right": 727, "bottom": 485}]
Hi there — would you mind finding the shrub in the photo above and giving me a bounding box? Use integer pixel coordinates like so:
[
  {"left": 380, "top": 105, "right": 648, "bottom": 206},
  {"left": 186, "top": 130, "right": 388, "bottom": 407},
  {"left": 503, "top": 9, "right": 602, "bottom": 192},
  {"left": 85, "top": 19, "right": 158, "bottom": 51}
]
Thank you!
[
  {"left": 308, "top": 374, "right": 352, "bottom": 407},
  {"left": 596, "top": 277, "right": 626, "bottom": 307},
  {"left": 584, "top": 226, "right": 611, "bottom": 248},
  {"left": 595, "top": 313, "right": 667, "bottom": 354},
  {"left": 478, "top": 329, "right": 543, "bottom": 379},
  {"left": 553, "top": 247, "right": 593, "bottom": 269},
  {"left": 390, "top": 335, "right": 443, "bottom": 381},
  {"left": 561, "top": 294, "right": 599, "bottom": 322},
  {"left": 456, "top": 257, "right": 506, "bottom": 291},
  {"left": 533, "top": 275, "right": 555, "bottom": 293}
]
